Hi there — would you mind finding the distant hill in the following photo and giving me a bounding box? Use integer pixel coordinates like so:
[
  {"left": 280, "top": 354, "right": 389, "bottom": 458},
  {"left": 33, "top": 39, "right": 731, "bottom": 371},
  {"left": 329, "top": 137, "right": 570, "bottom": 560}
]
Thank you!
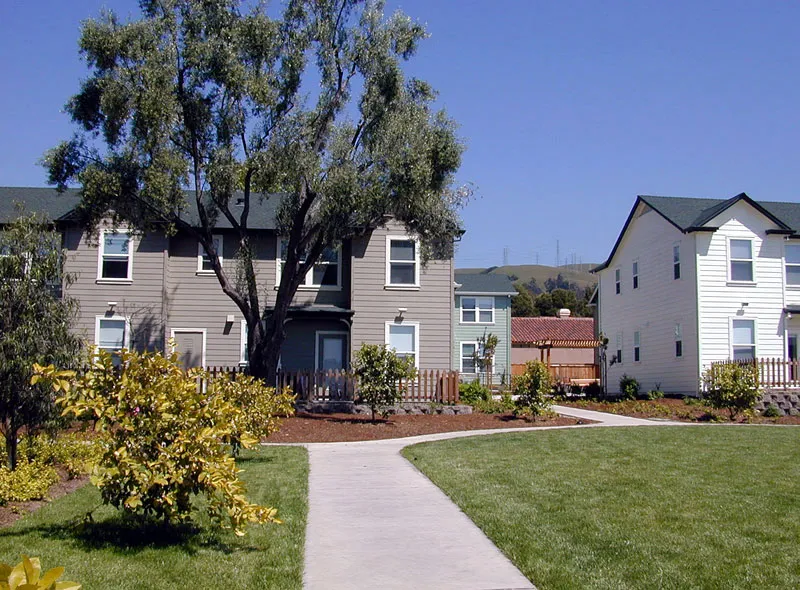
[{"left": 456, "top": 264, "right": 597, "bottom": 291}]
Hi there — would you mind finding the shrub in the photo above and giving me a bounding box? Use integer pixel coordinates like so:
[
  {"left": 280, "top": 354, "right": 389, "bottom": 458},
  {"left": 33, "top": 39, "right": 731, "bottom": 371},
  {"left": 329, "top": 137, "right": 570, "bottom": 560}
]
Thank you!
[
  {"left": 646, "top": 389, "right": 664, "bottom": 401},
  {"left": 702, "top": 362, "right": 761, "bottom": 421},
  {"left": 0, "top": 459, "right": 59, "bottom": 505},
  {"left": 459, "top": 379, "right": 490, "bottom": 405},
  {"left": 473, "top": 392, "right": 515, "bottom": 414},
  {"left": 619, "top": 374, "right": 640, "bottom": 400},
  {"left": 0, "top": 555, "right": 81, "bottom": 589},
  {"left": 512, "top": 361, "right": 553, "bottom": 420},
  {"left": 762, "top": 404, "right": 781, "bottom": 418},
  {"left": 353, "top": 343, "right": 417, "bottom": 421},
  {"left": 36, "top": 348, "right": 281, "bottom": 535},
  {"left": 20, "top": 432, "right": 105, "bottom": 479},
  {"left": 584, "top": 381, "right": 603, "bottom": 400},
  {"left": 209, "top": 374, "right": 295, "bottom": 455}
]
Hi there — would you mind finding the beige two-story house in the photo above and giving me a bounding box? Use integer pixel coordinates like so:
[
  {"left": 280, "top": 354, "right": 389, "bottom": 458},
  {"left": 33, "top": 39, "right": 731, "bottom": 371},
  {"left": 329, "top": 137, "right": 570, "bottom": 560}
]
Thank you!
[{"left": 0, "top": 187, "right": 455, "bottom": 373}]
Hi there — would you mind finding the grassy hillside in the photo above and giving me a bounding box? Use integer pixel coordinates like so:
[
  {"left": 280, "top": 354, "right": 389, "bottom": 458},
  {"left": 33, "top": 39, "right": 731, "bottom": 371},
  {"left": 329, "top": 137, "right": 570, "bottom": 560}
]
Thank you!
[{"left": 456, "top": 264, "right": 597, "bottom": 290}]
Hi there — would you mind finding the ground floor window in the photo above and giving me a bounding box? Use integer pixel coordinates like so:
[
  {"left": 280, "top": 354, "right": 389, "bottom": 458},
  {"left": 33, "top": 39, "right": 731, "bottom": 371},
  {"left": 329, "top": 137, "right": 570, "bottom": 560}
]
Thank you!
[
  {"left": 96, "top": 316, "right": 129, "bottom": 365},
  {"left": 316, "top": 331, "right": 348, "bottom": 371},
  {"left": 731, "top": 319, "right": 756, "bottom": 360},
  {"left": 386, "top": 322, "right": 419, "bottom": 367}
]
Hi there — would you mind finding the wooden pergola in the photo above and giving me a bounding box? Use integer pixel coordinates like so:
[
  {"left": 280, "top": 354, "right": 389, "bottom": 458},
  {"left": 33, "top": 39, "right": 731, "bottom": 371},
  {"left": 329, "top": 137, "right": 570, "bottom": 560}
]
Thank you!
[{"left": 515, "top": 339, "right": 603, "bottom": 367}]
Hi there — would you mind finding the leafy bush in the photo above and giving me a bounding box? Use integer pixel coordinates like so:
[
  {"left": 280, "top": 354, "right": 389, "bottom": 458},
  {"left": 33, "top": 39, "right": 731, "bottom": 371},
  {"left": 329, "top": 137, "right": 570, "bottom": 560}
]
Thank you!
[
  {"left": 473, "top": 392, "right": 515, "bottom": 414},
  {"left": 0, "top": 459, "right": 59, "bottom": 505},
  {"left": 619, "top": 374, "right": 640, "bottom": 400},
  {"left": 702, "top": 362, "right": 761, "bottom": 420},
  {"left": 646, "top": 389, "right": 664, "bottom": 401},
  {"left": 353, "top": 343, "right": 417, "bottom": 421},
  {"left": 584, "top": 381, "right": 603, "bottom": 400},
  {"left": 209, "top": 374, "right": 295, "bottom": 455},
  {"left": 512, "top": 361, "right": 553, "bottom": 420},
  {"left": 459, "top": 379, "right": 491, "bottom": 405},
  {"left": 20, "top": 432, "right": 104, "bottom": 479},
  {"left": 762, "top": 404, "right": 781, "bottom": 418},
  {"left": 0, "top": 554, "right": 80, "bottom": 589},
  {"left": 36, "top": 348, "right": 281, "bottom": 535}
]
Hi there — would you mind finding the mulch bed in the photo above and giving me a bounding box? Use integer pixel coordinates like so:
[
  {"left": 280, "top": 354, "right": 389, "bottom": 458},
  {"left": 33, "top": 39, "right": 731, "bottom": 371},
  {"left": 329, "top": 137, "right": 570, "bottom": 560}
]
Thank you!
[
  {"left": 0, "top": 468, "right": 89, "bottom": 529},
  {"left": 265, "top": 411, "right": 587, "bottom": 443}
]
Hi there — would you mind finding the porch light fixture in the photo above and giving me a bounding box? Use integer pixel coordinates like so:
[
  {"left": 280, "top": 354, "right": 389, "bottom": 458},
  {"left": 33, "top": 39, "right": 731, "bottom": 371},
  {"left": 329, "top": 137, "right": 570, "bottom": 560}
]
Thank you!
[
  {"left": 397, "top": 307, "right": 407, "bottom": 314},
  {"left": 225, "top": 314, "right": 235, "bottom": 325},
  {"left": 107, "top": 301, "right": 117, "bottom": 311}
]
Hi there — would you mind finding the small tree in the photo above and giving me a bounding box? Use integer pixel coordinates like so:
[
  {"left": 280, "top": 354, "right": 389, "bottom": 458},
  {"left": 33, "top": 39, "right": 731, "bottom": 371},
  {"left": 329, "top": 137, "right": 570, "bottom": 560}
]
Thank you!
[
  {"left": 511, "top": 284, "right": 536, "bottom": 317},
  {"left": 512, "top": 360, "right": 553, "bottom": 420},
  {"left": 702, "top": 362, "right": 761, "bottom": 420},
  {"left": 475, "top": 332, "right": 498, "bottom": 389},
  {"left": 352, "top": 343, "right": 416, "bottom": 421},
  {"left": 0, "top": 210, "right": 81, "bottom": 470}
]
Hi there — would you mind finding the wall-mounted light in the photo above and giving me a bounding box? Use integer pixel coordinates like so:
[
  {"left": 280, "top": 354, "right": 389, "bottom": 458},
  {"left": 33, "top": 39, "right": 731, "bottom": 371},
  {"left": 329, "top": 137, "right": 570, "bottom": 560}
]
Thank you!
[
  {"left": 225, "top": 314, "right": 235, "bottom": 325},
  {"left": 107, "top": 301, "right": 117, "bottom": 312},
  {"left": 397, "top": 307, "right": 407, "bottom": 315}
]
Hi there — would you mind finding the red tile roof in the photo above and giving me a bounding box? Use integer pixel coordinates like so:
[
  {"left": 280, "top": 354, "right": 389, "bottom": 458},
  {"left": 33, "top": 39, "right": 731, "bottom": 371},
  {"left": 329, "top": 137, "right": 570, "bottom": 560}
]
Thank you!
[{"left": 512, "top": 317, "right": 596, "bottom": 344}]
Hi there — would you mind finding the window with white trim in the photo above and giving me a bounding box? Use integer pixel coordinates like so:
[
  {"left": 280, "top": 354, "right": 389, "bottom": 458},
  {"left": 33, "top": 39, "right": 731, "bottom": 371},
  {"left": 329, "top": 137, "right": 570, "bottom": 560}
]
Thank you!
[
  {"left": 614, "top": 268, "right": 621, "bottom": 294},
  {"left": 673, "top": 244, "right": 681, "bottom": 280},
  {"left": 729, "top": 239, "right": 754, "bottom": 282},
  {"left": 96, "top": 316, "right": 129, "bottom": 365},
  {"left": 732, "top": 319, "right": 756, "bottom": 361},
  {"left": 240, "top": 320, "right": 248, "bottom": 365},
  {"left": 386, "top": 237, "right": 419, "bottom": 286},
  {"left": 197, "top": 235, "right": 223, "bottom": 273},
  {"left": 98, "top": 230, "right": 132, "bottom": 281},
  {"left": 633, "top": 331, "right": 640, "bottom": 362},
  {"left": 460, "top": 341, "right": 494, "bottom": 374},
  {"left": 386, "top": 322, "right": 418, "bottom": 367},
  {"left": 277, "top": 238, "right": 341, "bottom": 288},
  {"left": 786, "top": 243, "right": 800, "bottom": 286},
  {"left": 675, "top": 323, "right": 683, "bottom": 357},
  {"left": 461, "top": 297, "right": 493, "bottom": 323},
  {"left": 615, "top": 332, "right": 623, "bottom": 363},
  {"left": 632, "top": 261, "right": 639, "bottom": 290}
]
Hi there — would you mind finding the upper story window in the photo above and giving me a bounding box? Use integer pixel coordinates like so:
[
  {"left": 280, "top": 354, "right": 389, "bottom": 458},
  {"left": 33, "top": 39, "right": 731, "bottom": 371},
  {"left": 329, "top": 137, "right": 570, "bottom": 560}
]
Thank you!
[
  {"left": 96, "top": 315, "right": 129, "bottom": 366},
  {"left": 197, "top": 235, "right": 223, "bottom": 274},
  {"left": 673, "top": 244, "right": 681, "bottom": 280},
  {"left": 386, "top": 322, "right": 418, "bottom": 367},
  {"left": 632, "top": 261, "right": 639, "bottom": 289},
  {"left": 729, "top": 239, "right": 754, "bottom": 282},
  {"left": 731, "top": 318, "right": 756, "bottom": 361},
  {"left": 675, "top": 323, "right": 683, "bottom": 357},
  {"left": 277, "top": 238, "right": 341, "bottom": 289},
  {"left": 614, "top": 268, "right": 621, "bottom": 294},
  {"left": 461, "top": 297, "right": 494, "bottom": 323},
  {"left": 785, "top": 243, "right": 800, "bottom": 286},
  {"left": 97, "top": 230, "right": 132, "bottom": 282},
  {"left": 386, "top": 237, "right": 419, "bottom": 287}
]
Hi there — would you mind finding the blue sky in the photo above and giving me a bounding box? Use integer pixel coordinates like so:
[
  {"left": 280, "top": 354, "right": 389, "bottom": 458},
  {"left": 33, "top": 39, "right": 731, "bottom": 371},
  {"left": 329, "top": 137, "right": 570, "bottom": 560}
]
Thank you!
[{"left": 2, "top": 1, "right": 800, "bottom": 268}]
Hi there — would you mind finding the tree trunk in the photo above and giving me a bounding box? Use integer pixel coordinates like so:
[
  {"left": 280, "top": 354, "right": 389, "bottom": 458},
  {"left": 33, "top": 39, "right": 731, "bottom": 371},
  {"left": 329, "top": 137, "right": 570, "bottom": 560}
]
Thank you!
[{"left": 5, "top": 429, "right": 18, "bottom": 471}]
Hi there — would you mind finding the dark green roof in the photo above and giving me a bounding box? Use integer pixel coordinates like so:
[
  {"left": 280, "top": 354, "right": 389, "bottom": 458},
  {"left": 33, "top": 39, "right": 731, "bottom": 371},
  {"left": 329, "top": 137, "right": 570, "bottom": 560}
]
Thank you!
[
  {"left": 593, "top": 193, "right": 800, "bottom": 272},
  {"left": 454, "top": 273, "right": 516, "bottom": 295},
  {"left": 0, "top": 186, "right": 283, "bottom": 229}
]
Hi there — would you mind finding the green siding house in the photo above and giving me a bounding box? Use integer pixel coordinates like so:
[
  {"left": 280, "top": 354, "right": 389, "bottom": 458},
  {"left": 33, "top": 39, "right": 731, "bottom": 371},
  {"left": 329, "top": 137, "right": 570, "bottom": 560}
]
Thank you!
[{"left": 453, "top": 273, "right": 516, "bottom": 385}]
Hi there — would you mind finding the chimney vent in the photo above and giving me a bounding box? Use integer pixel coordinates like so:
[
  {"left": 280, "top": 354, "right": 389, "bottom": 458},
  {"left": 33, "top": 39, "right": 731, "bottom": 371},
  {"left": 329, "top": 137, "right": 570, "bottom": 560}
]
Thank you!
[{"left": 558, "top": 308, "right": 571, "bottom": 318}]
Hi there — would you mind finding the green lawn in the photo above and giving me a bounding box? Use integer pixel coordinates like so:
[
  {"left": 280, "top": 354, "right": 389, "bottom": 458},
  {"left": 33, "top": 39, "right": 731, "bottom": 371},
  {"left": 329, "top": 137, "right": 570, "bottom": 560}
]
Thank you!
[
  {"left": 403, "top": 426, "right": 800, "bottom": 589},
  {"left": 0, "top": 446, "right": 307, "bottom": 589}
]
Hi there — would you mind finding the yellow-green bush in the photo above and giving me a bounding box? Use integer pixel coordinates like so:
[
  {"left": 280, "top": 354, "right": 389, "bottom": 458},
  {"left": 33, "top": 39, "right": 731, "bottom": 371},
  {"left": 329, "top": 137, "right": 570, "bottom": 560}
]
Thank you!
[
  {"left": 36, "top": 347, "right": 285, "bottom": 535},
  {"left": 19, "top": 433, "right": 104, "bottom": 479},
  {"left": 0, "top": 554, "right": 80, "bottom": 589},
  {"left": 702, "top": 362, "right": 761, "bottom": 420},
  {"left": 0, "top": 459, "right": 59, "bottom": 505},
  {"left": 512, "top": 360, "right": 554, "bottom": 420}
]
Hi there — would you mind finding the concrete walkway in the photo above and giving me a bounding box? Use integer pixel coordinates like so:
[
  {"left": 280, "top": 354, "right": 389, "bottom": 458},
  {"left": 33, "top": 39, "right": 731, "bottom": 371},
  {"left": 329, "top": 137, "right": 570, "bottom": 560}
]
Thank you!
[{"left": 302, "top": 406, "right": 673, "bottom": 590}]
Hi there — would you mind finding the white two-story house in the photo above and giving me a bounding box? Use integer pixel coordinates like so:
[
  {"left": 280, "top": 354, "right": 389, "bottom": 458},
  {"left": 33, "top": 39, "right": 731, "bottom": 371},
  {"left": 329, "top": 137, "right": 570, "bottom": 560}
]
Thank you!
[{"left": 594, "top": 192, "right": 800, "bottom": 395}]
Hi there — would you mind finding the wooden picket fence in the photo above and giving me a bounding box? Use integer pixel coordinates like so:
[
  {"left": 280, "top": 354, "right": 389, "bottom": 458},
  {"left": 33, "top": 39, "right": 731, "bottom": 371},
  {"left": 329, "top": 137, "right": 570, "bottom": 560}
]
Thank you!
[
  {"left": 207, "top": 366, "right": 460, "bottom": 404},
  {"left": 709, "top": 358, "right": 800, "bottom": 389}
]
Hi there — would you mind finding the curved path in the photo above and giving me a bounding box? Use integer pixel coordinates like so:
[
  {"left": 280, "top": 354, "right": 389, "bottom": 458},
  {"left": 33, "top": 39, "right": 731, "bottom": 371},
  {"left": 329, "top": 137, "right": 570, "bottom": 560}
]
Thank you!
[{"left": 302, "top": 406, "right": 677, "bottom": 590}]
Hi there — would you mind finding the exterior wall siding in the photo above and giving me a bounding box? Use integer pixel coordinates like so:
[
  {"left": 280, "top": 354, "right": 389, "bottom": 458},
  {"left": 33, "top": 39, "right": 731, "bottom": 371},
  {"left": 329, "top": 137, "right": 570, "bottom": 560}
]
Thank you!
[
  {"left": 597, "top": 203, "right": 700, "bottom": 394},
  {"left": 453, "top": 295, "right": 512, "bottom": 380},
  {"left": 512, "top": 346, "right": 595, "bottom": 365}
]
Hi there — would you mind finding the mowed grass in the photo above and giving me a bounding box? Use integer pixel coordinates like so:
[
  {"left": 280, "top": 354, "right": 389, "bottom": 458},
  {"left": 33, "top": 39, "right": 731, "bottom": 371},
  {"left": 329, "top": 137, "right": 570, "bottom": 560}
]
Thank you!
[
  {"left": 0, "top": 446, "right": 307, "bottom": 589},
  {"left": 403, "top": 426, "right": 800, "bottom": 589}
]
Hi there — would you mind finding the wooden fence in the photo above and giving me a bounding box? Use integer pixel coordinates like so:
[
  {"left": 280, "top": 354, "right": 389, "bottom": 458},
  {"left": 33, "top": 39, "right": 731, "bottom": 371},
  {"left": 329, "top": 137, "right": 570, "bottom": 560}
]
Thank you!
[
  {"left": 208, "top": 366, "right": 460, "bottom": 404},
  {"left": 512, "top": 363, "right": 599, "bottom": 384},
  {"left": 709, "top": 358, "right": 800, "bottom": 389}
]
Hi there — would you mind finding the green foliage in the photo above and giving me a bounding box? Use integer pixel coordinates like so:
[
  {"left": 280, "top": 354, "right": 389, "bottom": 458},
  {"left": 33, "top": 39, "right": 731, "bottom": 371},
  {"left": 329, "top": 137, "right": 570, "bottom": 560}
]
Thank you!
[
  {"left": 0, "top": 459, "right": 59, "bottom": 505},
  {"left": 702, "top": 363, "right": 761, "bottom": 420},
  {"left": 511, "top": 283, "right": 535, "bottom": 317},
  {"left": 619, "top": 374, "right": 640, "bottom": 400},
  {"left": 584, "top": 381, "right": 603, "bottom": 400},
  {"left": 42, "top": 348, "right": 281, "bottom": 535},
  {"left": 18, "top": 433, "right": 104, "bottom": 479},
  {"left": 0, "top": 555, "right": 81, "bottom": 590},
  {"left": 209, "top": 374, "right": 295, "bottom": 455},
  {"left": 0, "top": 211, "right": 82, "bottom": 470},
  {"left": 762, "top": 404, "right": 781, "bottom": 418},
  {"left": 512, "top": 361, "right": 553, "bottom": 420},
  {"left": 353, "top": 344, "right": 417, "bottom": 421},
  {"left": 458, "top": 380, "right": 491, "bottom": 405},
  {"left": 646, "top": 389, "right": 664, "bottom": 401},
  {"left": 472, "top": 392, "right": 515, "bottom": 414}
]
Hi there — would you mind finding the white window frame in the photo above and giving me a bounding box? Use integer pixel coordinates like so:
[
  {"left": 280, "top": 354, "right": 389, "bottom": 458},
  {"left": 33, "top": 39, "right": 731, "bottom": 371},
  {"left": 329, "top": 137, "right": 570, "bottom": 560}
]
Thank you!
[
  {"left": 240, "top": 320, "right": 248, "bottom": 366},
  {"left": 673, "top": 243, "right": 681, "bottom": 280},
  {"left": 615, "top": 332, "right": 623, "bottom": 364},
  {"left": 385, "top": 235, "right": 420, "bottom": 289},
  {"left": 275, "top": 237, "right": 342, "bottom": 290},
  {"left": 197, "top": 234, "right": 223, "bottom": 274},
  {"left": 675, "top": 323, "right": 683, "bottom": 358},
  {"left": 96, "top": 229, "right": 133, "bottom": 283},
  {"left": 632, "top": 260, "right": 639, "bottom": 290},
  {"left": 728, "top": 238, "right": 755, "bottom": 283},
  {"left": 385, "top": 321, "right": 420, "bottom": 368},
  {"left": 633, "top": 331, "right": 640, "bottom": 362},
  {"left": 785, "top": 242, "right": 800, "bottom": 288},
  {"left": 730, "top": 318, "right": 757, "bottom": 361},
  {"left": 460, "top": 341, "right": 494, "bottom": 374},
  {"left": 314, "top": 331, "right": 350, "bottom": 371},
  {"left": 614, "top": 268, "right": 621, "bottom": 294},
  {"left": 169, "top": 328, "right": 207, "bottom": 370},
  {"left": 94, "top": 315, "right": 131, "bottom": 356},
  {"left": 460, "top": 296, "right": 494, "bottom": 324}
]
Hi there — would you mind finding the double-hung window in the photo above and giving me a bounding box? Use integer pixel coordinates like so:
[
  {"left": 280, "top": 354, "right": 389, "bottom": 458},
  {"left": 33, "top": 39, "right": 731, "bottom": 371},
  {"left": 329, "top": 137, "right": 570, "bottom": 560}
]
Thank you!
[
  {"left": 197, "top": 235, "right": 223, "bottom": 273},
  {"left": 729, "top": 239, "right": 754, "bottom": 282},
  {"left": 386, "top": 322, "right": 419, "bottom": 367},
  {"left": 633, "top": 331, "right": 641, "bottom": 362},
  {"left": 632, "top": 261, "right": 639, "bottom": 289},
  {"left": 786, "top": 243, "right": 800, "bottom": 286},
  {"left": 386, "top": 237, "right": 419, "bottom": 287},
  {"left": 615, "top": 268, "right": 621, "bottom": 294},
  {"left": 277, "top": 238, "right": 341, "bottom": 289},
  {"left": 98, "top": 230, "right": 132, "bottom": 281},
  {"left": 461, "top": 342, "right": 478, "bottom": 373},
  {"left": 96, "top": 316, "right": 129, "bottom": 365},
  {"left": 615, "top": 332, "right": 623, "bottom": 364},
  {"left": 675, "top": 323, "right": 683, "bottom": 357},
  {"left": 731, "top": 319, "right": 756, "bottom": 361},
  {"left": 461, "top": 297, "right": 493, "bottom": 323},
  {"left": 673, "top": 245, "right": 681, "bottom": 280}
]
